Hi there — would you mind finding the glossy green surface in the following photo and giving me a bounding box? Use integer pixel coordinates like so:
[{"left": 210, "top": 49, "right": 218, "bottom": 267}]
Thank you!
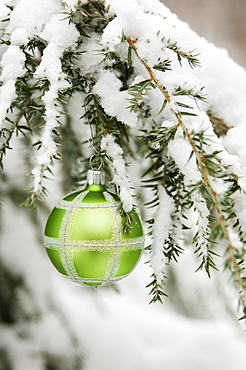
[
  {"left": 84, "top": 184, "right": 106, "bottom": 192},
  {"left": 46, "top": 249, "right": 68, "bottom": 276},
  {"left": 114, "top": 250, "right": 142, "bottom": 277},
  {"left": 45, "top": 208, "right": 66, "bottom": 238},
  {"left": 63, "top": 191, "right": 82, "bottom": 202},
  {"left": 73, "top": 251, "right": 110, "bottom": 278},
  {"left": 69, "top": 209, "right": 112, "bottom": 240}
]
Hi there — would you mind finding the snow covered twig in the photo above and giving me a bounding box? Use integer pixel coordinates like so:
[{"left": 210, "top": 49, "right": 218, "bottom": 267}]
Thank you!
[{"left": 101, "top": 133, "right": 133, "bottom": 213}]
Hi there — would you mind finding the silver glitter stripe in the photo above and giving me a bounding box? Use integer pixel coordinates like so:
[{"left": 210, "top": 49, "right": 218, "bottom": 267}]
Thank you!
[
  {"left": 66, "top": 274, "right": 129, "bottom": 284},
  {"left": 59, "top": 189, "right": 94, "bottom": 279},
  {"left": 56, "top": 201, "right": 117, "bottom": 210},
  {"left": 105, "top": 192, "right": 122, "bottom": 280},
  {"left": 45, "top": 239, "right": 144, "bottom": 248},
  {"left": 55, "top": 190, "right": 119, "bottom": 210},
  {"left": 65, "top": 270, "right": 130, "bottom": 282}
]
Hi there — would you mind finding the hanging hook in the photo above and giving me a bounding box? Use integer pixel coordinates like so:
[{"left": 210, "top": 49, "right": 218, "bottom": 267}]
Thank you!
[
  {"left": 89, "top": 154, "right": 103, "bottom": 171},
  {"left": 88, "top": 119, "right": 104, "bottom": 169},
  {"left": 87, "top": 155, "right": 105, "bottom": 185}
]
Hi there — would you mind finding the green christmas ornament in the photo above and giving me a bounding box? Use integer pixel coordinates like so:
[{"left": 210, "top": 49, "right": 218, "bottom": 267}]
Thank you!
[{"left": 44, "top": 169, "right": 145, "bottom": 286}]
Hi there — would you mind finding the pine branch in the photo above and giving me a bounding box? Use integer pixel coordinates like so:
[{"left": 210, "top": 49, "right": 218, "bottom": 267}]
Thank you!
[
  {"left": 126, "top": 39, "right": 171, "bottom": 103},
  {"left": 146, "top": 273, "right": 168, "bottom": 304},
  {"left": 208, "top": 111, "right": 233, "bottom": 137},
  {"left": 65, "top": 0, "right": 111, "bottom": 37},
  {"left": 166, "top": 39, "right": 201, "bottom": 68},
  {"left": 83, "top": 93, "right": 109, "bottom": 138},
  {"left": 126, "top": 37, "right": 246, "bottom": 312},
  {"left": 174, "top": 85, "right": 207, "bottom": 103},
  {"left": 118, "top": 206, "right": 136, "bottom": 234},
  {"left": 2, "top": 0, "right": 246, "bottom": 323},
  {"left": 127, "top": 79, "right": 153, "bottom": 112},
  {"left": 164, "top": 239, "right": 184, "bottom": 263},
  {"left": 180, "top": 124, "right": 246, "bottom": 308}
]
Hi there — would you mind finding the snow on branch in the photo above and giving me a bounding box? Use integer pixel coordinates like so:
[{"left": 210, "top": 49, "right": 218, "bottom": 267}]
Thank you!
[
  {"left": 0, "top": 0, "right": 79, "bottom": 195},
  {"left": 101, "top": 134, "right": 133, "bottom": 213},
  {"left": 93, "top": 71, "right": 138, "bottom": 127},
  {"left": 167, "top": 136, "right": 202, "bottom": 186},
  {"left": 31, "top": 12, "right": 79, "bottom": 194},
  {"left": 150, "top": 185, "right": 175, "bottom": 286},
  {"left": 1, "top": 0, "right": 246, "bottom": 314},
  {"left": 101, "top": 0, "right": 246, "bottom": 308},
  {"left": 32, "top": 42, "right": 70, "bottom": 194},
  {"left": 0, "top": 46, "right": 26, "bottom": 129},
  {"left": 0, "top": 0, "right": 61, "bottom": 129}
]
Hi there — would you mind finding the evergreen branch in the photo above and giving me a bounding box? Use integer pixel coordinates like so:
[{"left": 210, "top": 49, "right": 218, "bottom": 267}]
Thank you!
[
  {"left": 166, "top": 39, "right": 201, "bottom": 68},
  {"left": 164, "top": 239, "right": 184, "bottom": 263},
  {"left": 127, "top": 37, "right": 246, "bottom": 311},
  {"left": 118, "top": 205, "right": 136, "bottom": 234},
  {"left": 174, "top": 85, "right": 207, "bottom": 103},
  {"left": 82, "top": 92, "right": 110, "bottom": 138},
  {"left": 194, "top": 236, "right": 220, "bottom": 277},
  {"left": 20, "top": 181, "right": 47, "bottom": 213},
  {"left": 208, "top": 111, "right": 233, "bottom": 137},
  {"left": 0, "top": 111, "right": 30, "bottom": 168},
  {"left": 127, "top": 79, "right": 153, "bottom": 112},
  {"left": 180, "top": 126, "right": 246, "bottom": 304},
  {"left": 153, "top": 59, "right": 172, "bottom": 72},
  {"left": 1, "top": 0, "right": 245, "bottom": 325},
  {"left": 146, "top": 273, "right": 168, "bottom": 304},
  {"left": 126, "top": 39, "right": 171, "bottom": 103},
  {"left": 141, "top": 125, "right": 178, "bottom": 152},
  {"left": 65, "top": 0, "right": 111, "bottom": 37},
  {"left": 0, "top": 127, "right": 15, "bottom": 167}
]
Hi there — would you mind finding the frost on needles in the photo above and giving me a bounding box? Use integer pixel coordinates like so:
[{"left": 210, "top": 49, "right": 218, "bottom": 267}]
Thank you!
[{"left": 0, "top": 0, "right": 246, "bottom": 318}]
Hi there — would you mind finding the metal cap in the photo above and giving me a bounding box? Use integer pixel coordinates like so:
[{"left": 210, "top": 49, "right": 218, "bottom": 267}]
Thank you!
[{"left": 87, "top": 169, "right": 105, "bottom": 185}]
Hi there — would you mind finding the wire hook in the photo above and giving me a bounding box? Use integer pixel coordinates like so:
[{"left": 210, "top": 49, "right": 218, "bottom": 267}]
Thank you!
[{"left": 89, "top": 154, "right": 103, "bottom": 171}]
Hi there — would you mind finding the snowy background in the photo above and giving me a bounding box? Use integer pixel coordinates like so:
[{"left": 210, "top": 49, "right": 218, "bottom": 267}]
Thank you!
[
  {"left": 162, "top": 0, "right": 246, "bottom": 67},
  {"left": 2, "top": 193, "right": 246, "bottom": 370},
  {"left": 1, "top": 0, "right": 246, "bottom": 369},
  {"left": 1, "top": 196, "right": 246, "bottom": 370}
]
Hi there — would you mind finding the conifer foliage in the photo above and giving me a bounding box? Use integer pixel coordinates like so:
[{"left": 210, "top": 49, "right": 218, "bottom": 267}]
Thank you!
[{"left": 1, "top": 0, "right": 246, "bottom": 320}]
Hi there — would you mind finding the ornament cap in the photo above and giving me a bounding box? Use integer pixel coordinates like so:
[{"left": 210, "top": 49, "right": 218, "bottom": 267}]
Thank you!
[{"left": 87, "top": 169, "right": 105, "bottom": 185}]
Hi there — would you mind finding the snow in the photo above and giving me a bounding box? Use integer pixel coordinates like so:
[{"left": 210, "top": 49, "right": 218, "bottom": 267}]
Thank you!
[
  {"left": 32, "top": 41, "right": 69, "bottom": 193},
  {"left": 105, "top": 0, "right": 183, "bottom": 51},
  {"left": 64, "top": 0, "right": 87, "bottom": 8},
  {"left": 101, "top": 134, "right": 133, "bottom": 212},
  {"left": 168, "top": 137, "right": 202, "bottom": 185},
  {"left": 29, "top": 7, "right": 79, "bottom": 193},
  {"left": 6, "top": 0, "right": 60, "bottom": 36},
  {"left": 40, "top": 13, "right": 79, "bottom": 49},
  {"left": 100, "top": 16, "right": 124, "bottom": 51},
  {"left": 0, "top": 0, "right": 80, "bottom": 192},
  {"left": 1, "top": 199, "right": 246, "bottom": 370},
  {"left": 0, "top": 45, "right": 26, "bottom": 81},
  {"left": 102, "top": 0, "right": 246, "bottom": 200},
  {"left": 223, "top": 125, "right": 246, "bottom": 191},
  {"left": 93, "top": 71, "right": 138, "bottom": 127},
  {"left": 1, "top": 0, "right": 246, "bottom": 367},
  {"left": 0, "top": 0, "right": 62, "bottom": 130},
  {"left": 0, "top": 46, "right": 26, "bottom": 127},
  {"left": 0, "top": 3, "right": 10, "bottom": 21},
  {"left": 2, "top": 0, "right": 246, "bottom": 198},
  {"left": 77, "top": 36, "right": 105, "bottom": 75},
  {"left": 233, "top": 191, "right": 246, "bottom": 237},
  {"left": 193, "top": 194, "right": 210, "bottom": 259},
  {"left": 150, "top": 185, "right": 175, "bottom": 285}
]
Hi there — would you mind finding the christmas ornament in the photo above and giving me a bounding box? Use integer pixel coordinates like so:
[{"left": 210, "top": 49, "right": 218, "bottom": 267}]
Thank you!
[{"left": 44, "top": 169, "right": 145, "bottom": 286}]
